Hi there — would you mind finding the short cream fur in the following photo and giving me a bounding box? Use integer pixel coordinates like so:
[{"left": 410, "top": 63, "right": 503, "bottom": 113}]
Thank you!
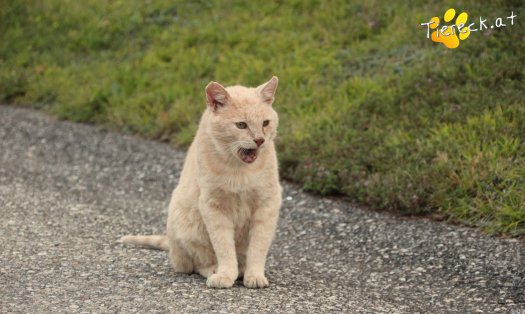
[{"left": 121, "top": 77, "right": 282, "bottom": 289}]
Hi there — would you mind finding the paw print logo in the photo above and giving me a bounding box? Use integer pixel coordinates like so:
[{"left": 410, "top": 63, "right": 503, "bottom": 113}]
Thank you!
[{"left": 429, "top": 8, "right": 471, "bottom": 49}]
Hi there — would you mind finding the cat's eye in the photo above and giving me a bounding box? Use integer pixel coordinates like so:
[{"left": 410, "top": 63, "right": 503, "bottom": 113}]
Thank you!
[
  {"left": 263, "top": 120, "right": 270, "bottom": 127},
  {"left": 235, "top": 122, "right": 248, "bottom": 129}
]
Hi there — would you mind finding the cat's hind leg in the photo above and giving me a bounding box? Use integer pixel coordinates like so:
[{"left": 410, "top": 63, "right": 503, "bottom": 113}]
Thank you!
[
  {"left": 192, "top": 243, "right": 218, "bottom": 278},
  {"left": 168, "top": 240, "right": 193, "bottom": 274},
  {"left": 195, "top": 264, "right": 217, "bottom": 278}
]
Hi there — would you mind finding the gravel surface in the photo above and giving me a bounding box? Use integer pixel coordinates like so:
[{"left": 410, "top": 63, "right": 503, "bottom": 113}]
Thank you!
[{"left": 0, "top": 106, "right": 524, "bottom": 313}]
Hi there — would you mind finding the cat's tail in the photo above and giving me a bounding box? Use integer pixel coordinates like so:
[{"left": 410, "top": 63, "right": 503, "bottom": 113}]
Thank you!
[{"left": 119, "top": 235, "right": 169, "bottom": 251}]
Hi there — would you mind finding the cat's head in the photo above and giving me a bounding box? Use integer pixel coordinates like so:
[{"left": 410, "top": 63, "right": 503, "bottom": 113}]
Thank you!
[{"left": 204, "top": 76, "right": 279, "bottom": 164}]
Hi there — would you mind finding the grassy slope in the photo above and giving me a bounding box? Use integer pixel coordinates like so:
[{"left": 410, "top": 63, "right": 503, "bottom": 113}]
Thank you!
[{"left": 1, "top": 0, "right": 524, "bottom": 235}]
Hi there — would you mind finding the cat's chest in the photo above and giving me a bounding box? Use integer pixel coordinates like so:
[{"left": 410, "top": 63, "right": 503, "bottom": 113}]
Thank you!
[
  {"left": 216, "top": 188, "right": 258, "bottom": 226},
  {"left": 211, "top": 171, "right": 266, "bottom": 194},
  {"left": 200, "top": 167, "right": 274, "bottom": 224}
]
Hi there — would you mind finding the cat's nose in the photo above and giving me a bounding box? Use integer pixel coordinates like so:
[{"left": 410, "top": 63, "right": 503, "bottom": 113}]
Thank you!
[{"left": 254, "top": 138, "right": 265, "bottom": 147}]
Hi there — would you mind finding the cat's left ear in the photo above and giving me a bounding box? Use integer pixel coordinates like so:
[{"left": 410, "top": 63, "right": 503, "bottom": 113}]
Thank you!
[
  {"left": 205, "top": 81, "right": 230, "bottom": 111},
  {"left": 257, "top": 76, "right": 279, "bottom": 105}
]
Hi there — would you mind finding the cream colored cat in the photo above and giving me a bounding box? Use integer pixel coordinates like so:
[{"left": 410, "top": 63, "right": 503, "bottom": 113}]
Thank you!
[{"left": 121, "top": 76, "right": 282, "bottom": 289}]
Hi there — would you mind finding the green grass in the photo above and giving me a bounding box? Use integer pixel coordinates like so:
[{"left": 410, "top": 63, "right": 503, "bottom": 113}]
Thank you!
[{"left": 1, "top": 0, "right": 524, "bottom": 236}]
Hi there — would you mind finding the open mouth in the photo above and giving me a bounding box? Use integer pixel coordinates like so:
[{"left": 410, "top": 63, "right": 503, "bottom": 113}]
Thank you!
[{"left": 238, "top": 147, "right": 258, "bottom": 163}]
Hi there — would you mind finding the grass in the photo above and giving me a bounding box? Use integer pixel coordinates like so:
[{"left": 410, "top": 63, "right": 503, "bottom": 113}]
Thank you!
[{"left": 1, "top": 0, "right": 524, "bottom": 236}]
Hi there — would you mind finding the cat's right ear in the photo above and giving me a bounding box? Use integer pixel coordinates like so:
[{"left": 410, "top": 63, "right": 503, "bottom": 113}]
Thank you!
[
  {"left": 257, "top": 76, "right": 279, "bottom": 105},
  {"left": 205, "top": 82, "right": 230, "bottom": 111}
]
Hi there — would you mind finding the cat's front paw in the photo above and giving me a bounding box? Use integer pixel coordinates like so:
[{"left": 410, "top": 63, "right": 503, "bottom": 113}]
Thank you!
[
  {"left": 206, "top": 273, "right": 235, "bottom": 289},
  {"left": 243, "top": 273, "right": 269, "bottom": 289}
]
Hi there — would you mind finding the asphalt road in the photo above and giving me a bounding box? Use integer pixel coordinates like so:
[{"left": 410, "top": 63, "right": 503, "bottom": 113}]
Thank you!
[{"left": 0, "top": 106, "right": 524, "bottom": 313}]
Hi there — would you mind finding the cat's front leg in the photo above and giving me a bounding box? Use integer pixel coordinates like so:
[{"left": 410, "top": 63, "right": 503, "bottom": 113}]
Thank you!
[
  {"left": 199, "top": 197, "right": 238, "bottom": 288},
  {"left": 243, "top": 195, "right": 281, "bottom": 289}
]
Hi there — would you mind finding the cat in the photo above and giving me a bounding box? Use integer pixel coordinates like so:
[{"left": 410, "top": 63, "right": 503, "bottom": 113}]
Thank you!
[{"left": 121, "top": 76, "right": 282, "bottom": 289}]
